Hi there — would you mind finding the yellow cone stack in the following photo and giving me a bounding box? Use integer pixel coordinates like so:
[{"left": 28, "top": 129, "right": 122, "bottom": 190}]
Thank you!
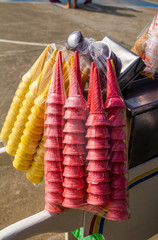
[
  {"left": 5, "top": 49, "right": 58, "bottom": 156},
  {"left": 0, "top": 45, "right": 51, "bottom": 143},
  {"left": 13, "top": 80, "right": 51, "bottom": 171},
  {"left": 26, "top": 137, "right": 44, "bottom": 184}
]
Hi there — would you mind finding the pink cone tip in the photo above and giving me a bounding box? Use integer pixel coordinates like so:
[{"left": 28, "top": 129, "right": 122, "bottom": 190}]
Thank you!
[
  {"left": 106, "top": 58, "right": 120, "bottom": 99},
  {"left": 87, "top": 62, "right": 95, "bottom": 108},
  {"left": 68, "top": 51, "right": 83, "bottom": 97},
  {"left": 50, "top": 51, "right": 65, "bottom": 96},
  {"left": 90, "top": 67, "right": 104, "bottom": 114}
]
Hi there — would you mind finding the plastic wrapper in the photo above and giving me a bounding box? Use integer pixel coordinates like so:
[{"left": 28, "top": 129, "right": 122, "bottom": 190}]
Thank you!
[
  {"left": 131, "top": 12, "right": 158, "bottom": 75},
  {"left": 104, "top": 59, "right": 130, "bottom": 221},
  {"left": 0, "top": 36, "right": 129, "bottom": 220},
  {"left": 5, "top": 48, "right": 58, "bottom": 156},
  {"left": 85, "top": 65, "right": 111, "bottom": 208},
  {"left": 44, "top": 51, "right": 65, "bottom": 213},
  {"left": 66, "top": 31, "right": 121, "bottom": 92}
]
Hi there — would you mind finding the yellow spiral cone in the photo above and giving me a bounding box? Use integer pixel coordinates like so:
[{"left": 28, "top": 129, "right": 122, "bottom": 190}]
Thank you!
[
  {"left": 5, "top": 49, "right": 58, "bottom": 156},
  {"left": 26, "top": 137, "right": 44, "bottom": 183},
  {"left": 0, "top": 45, "right": 51, "bottom": 143}
]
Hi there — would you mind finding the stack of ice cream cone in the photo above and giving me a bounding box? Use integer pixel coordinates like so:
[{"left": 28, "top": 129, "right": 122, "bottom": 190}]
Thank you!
[
  {"left": 62, "top": 51, "right": 87, "bottom": 208},
  {"left": 5, "top": 49, "right": 58, "bottom": 157},
  {"left": 105, "top": 59, "right": 129, "bottom": 221},
  {"left": 86, "top": 64, "right": 111, "bottom": 206},
  {"left": 26, "top": 137, "right": 44, "bottom": 183},
  {"left": 44, "top": 51, "right": 65, "bottom": 213},
  {"left": 12, "top": 80, "right": 51, "bottom": 171},
  {"left": 0, "top": 45, "right": 51, "bottom": 143}
]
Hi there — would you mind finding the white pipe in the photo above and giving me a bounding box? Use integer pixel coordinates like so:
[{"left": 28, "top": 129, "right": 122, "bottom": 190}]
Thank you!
[
  {"left": 0, "top": 210, "right": 83, "bottom": 240},
  {"left": 0, "top": 39, "right": 48, "bottom": 47},
  {"left": 0, "top": 147, "right": 6, "bottom": 154}
]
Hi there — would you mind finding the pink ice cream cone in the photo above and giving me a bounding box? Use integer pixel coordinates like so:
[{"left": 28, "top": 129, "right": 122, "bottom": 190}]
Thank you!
[
  {"left": 63, "top": 188, "right": 85, "bottom": 199},
  {"left": 44, "top": 137, "right": 63, "bottom": 149},
  {"left": 45, "top": 171, "right": 63, "bottom": 182},
  {"left": 45, "top": 192, "right": 63, "bottom": 203},
  {"left": 87, "top": 171, "right": 110, "bottom": 183},
  {"left": 111, "top": 175, "right": 128, "bottom": 188},
  {"left": 63, "top": 144, "right": 86, "bottom": 155},
  {"left": 105, "top": 58, "right": 125, "bottom": 109},
  {"left": 44, "top": 52, "right": 65, "bottom": 214},
  {"left": 63, "top": 155, "right": 85, "bottom": 166},
  {"left": 62, "top": 197, "right": 85, "bottom": 208},
  {"left": 44, "top": 149, "right": 63, "bottom": 161},
  {"left": 45, "top": 114, "right": 64, "bottom": 126},
  {"left": 111, "top": 140, "right": 127, "bottom": 152},
  {"left": 69, "top": 51, "right": 82, "bottom": 96},
  {"left": 111, "top": 163, "right": 128, "bottom": 174},
  {"left": 45, "top": 182, "right": 63, "bottom": 193},
  {"left": 87, "top": 182, "right": 111, "bottom": 195},
  {"left": 86, "top": 138, "right": 110, "bottom": 149},
  {"left": 106, "top": 209, "right": 129, "bottom": 221},
  {"left": 63, "top": 166, "right": 85, "bottom": 178},
  {"left": 107, "top": 108, "right": 126, "bottom": 126},
  {"left": 111, "top": 188, "right": 129, "bottom": 199},
  {"left": 110, "top": 126, "right": 126, "bottom": 140},
  {"left": 107, "top": 199, "right": 129, "bottom": 211},
  {"left": 63, "top": 177, "right": 85, "bottom": 189},
  {"left": 86, "top": 113, "right": 109, "bottom": 126},
  {"left": 44, "top": 125, "right": 63, "bottom": 138},
  {"left": 111, "top": 151, "right": 127, "bottom": 163},
  {"left": 46, "top": 51, "right": 65, "bottom": 105},
  {"left": 87, "top": 161, "right": 110, "bottom": 172},
  {"left": 87, "top": 62, "right": 95, "bottom": 110},
  {"left": 64, "top": 51, "right": 86, "bottom": 109},
  {"left": 63, "top": 133, "right": 86, "bottom": 145},
  {"left": 86, "top": 149, "right": 110, "bottom": 161},
  {"left": 90, "top": 67, "right": 104, "bottom": 115},
  {"left": 64, "top": 107, "right": 86, "bottom": 120},
  {"left": 64, "top": 96, "right": 87, "bottom": 109},
  {"left": 87, "top": 193, "right": 110, "bottom": 205},
  {"left": 45, "top": 161, "right": 64, "bottom": 171},
  {"left": 63, "top": 119, "right": 85, "bottom": 133},
  {"left": 45, "top": 104, "right": 64, "bottom": 115},
  {"left": 86, "top": 126, "right": 109, "bottom": 138}
]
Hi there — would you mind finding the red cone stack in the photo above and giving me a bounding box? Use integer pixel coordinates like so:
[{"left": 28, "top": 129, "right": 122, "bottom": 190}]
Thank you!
[
  {"left": 86, "top": 66, "right": 111, "bottom": 206},
  {"left": 44, "top": 51, "right": 65, "bottom": 213},
  {"left": 62, "top": 51, "right": 87, "bottom": 208},
  {"left": 105, "top": 59, "right": 129, "bottom": 220}
]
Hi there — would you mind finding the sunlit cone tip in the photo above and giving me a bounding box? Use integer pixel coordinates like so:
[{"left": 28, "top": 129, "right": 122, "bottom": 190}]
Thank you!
[
  {"left": 50, "top": 51, "right": 64, "bottom": 96},
  {"left": 68, "top": 51, "right": 82, "bottom": 97},
  {"left": 87, "top": 62, "right": 95, "bottom": 108},
  {"left": 90, "top": 67, "right": 104, "bottom": 114},
  {"left": 106, "top": 58, "right": 119, "bottom": 99}
]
